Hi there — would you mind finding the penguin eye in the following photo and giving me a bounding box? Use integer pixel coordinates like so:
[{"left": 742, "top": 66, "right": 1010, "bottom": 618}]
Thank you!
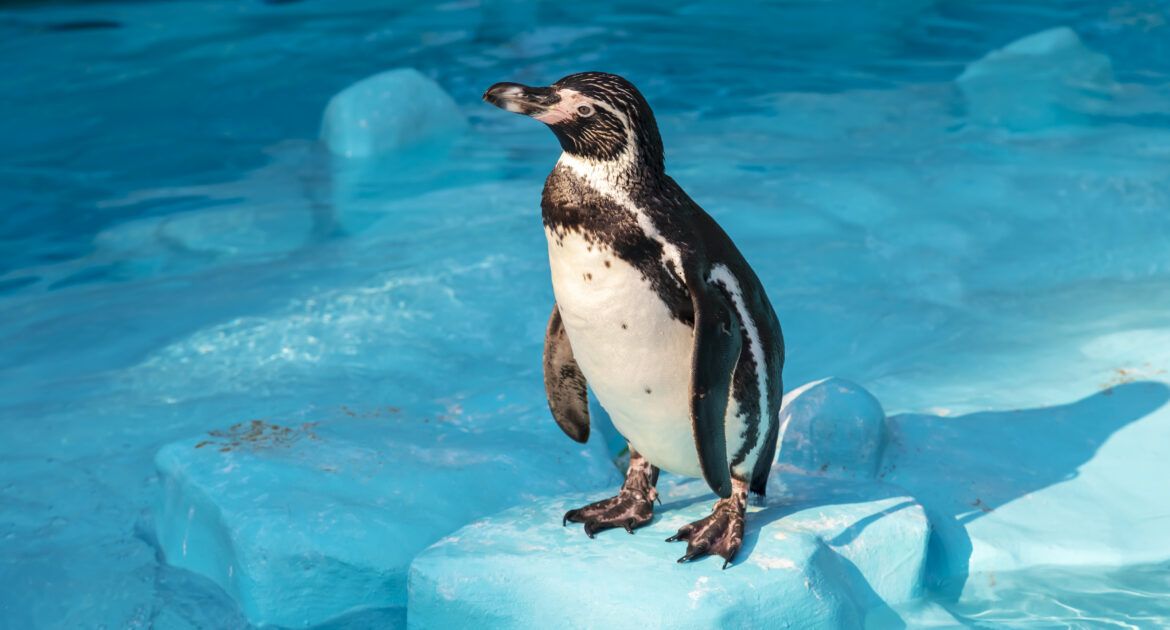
[{"left": 576, "top": 104, "right": 595, "bottom": 118}]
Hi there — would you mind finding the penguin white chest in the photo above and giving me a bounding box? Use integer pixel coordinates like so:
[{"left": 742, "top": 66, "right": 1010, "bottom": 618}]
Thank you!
[{"left": 545, "top": 228, "right": 702, "bottom": 477}]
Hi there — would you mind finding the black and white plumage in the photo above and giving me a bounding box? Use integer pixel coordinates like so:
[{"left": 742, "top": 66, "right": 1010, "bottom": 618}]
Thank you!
[{"left": 485, "top": 72, "right": 785, "bottom": 566}]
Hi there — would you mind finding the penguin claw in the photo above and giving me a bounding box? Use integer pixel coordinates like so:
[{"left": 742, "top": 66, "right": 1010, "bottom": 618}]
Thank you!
[
  {"left": 676, "top": 546, "right": 706, "bottom": 564},
  {"left": 562, "top": 490, "right": 655, "bottom": 538},
  {"left": 667, "top": 499, "right": 745, "bottom": 567}
]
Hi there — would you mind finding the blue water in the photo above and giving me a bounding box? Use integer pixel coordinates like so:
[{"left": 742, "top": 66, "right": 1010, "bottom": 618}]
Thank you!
[{"left": 2, "top": 0, "right": 1170, "bottom": 627}]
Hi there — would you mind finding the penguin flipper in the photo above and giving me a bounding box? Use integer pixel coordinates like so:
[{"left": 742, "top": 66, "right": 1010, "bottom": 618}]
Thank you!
[
  {"left": 688, "top": 272, "right": 741, "bottom": 499},
  {"left": 544, "top": 303, "right": 590, "bottom": 443}
]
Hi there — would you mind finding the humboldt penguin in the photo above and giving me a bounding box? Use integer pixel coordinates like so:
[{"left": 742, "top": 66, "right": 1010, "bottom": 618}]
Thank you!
[{"left": 484, "top": 72, "right": 784, "bottom": 567}]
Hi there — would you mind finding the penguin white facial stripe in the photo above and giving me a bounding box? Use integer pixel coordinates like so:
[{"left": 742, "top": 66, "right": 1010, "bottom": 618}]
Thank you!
[
  {"left": 709, "top": 263, "right": 769, "bottom": 470},
  {"left": 558, "top": 151, "right": 686, "bottom": 283}
]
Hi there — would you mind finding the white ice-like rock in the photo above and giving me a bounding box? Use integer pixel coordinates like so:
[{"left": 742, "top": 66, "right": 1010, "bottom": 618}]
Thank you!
[
  {"left": 153, "top": 417, "right": 617, "bottom": 627},
  {"left": 777, "top": 377, "right": 888, "bottom": 479},
  {"left": 408, "top": 472, "right": 929, "bottom": 628},
  {"left": 957, "top": 27, "right": 1115, "bottom": 130},
  {"left": 320, "top": 68, "right": 467, "bottom": 158}
]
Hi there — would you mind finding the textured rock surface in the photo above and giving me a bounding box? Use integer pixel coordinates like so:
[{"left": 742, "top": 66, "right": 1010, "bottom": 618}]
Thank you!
[
  {"left": 408, "top": 473, "right": 929, "bottom": 629},
  {"left": 154, "top": 372, "right": 1170, "bottom": 627},
  {"left": 957, "top": 27, "right": 1115, "bottom": 130},
  {"left": 320, "top": 68, "right": 467, "bottom": 158},
  {"left": 154, "top": 416, "right": 617, "bottom": 627}
]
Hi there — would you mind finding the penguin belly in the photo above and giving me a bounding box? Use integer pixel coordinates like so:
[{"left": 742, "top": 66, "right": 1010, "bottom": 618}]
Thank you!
[{"left": 546, "top": 228, "right": 705, "bottom": 477}]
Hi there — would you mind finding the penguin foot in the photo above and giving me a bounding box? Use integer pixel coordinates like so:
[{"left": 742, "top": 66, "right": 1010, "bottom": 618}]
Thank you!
[
  {"left": 562, "top": 486, "right": 656, "bottom": 538},
  {"left": 563, "top": 450, "right": 659, "bottom": 538},
  {"left": 666, "top": 485, "right": 747, "bottom": 569}
]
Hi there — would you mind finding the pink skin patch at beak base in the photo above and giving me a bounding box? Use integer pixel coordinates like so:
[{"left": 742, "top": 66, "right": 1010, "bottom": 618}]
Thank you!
[
  {"left": 535, "top": 107, "right": 573, "bottom": 124},
  {"left": 534, "top": 89, "right": 587, "bottom": 125}
]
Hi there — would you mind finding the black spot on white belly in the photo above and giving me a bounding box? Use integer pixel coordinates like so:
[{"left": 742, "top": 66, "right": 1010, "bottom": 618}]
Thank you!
[{"left": 541, "top": 167, "right": 694, "bottom": 325}]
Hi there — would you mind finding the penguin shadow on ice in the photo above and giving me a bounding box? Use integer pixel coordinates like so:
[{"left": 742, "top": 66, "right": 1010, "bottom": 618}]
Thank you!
[
  {"left": 877, "top": 380, "right": 1170, "bottom": 601},
  {"left": 707, "top": 378, "right": 1168, "bottom": 621},
  {"left": 646, "top": 376, "right": 912, "bottom": 561}
]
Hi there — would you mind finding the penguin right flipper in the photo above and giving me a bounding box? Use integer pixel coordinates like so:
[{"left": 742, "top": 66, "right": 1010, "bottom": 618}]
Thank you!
[
  {"left": 687, "top": 270, "right": 742, "bottom": 500},
  {"left": 544, "top": 303, "right": 590, "bottom": 443}
]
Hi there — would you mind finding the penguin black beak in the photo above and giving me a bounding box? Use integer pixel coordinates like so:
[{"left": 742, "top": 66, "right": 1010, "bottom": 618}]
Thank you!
[{"left": 483, "top": 82, "right": 560, "bottom": 117}]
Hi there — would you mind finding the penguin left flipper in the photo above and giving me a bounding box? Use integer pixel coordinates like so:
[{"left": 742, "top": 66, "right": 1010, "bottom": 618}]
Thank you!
[
  {"left": 687, "top": 269, "right": 743, "bottom": 500},
  {"left": 543, "top": 303, "right": 590, "bottom": 443}
]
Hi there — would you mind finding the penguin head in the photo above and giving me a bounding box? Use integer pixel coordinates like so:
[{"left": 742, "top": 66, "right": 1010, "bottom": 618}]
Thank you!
[{"left": 484, "top": 72, "right": 664, "bottom": 173}]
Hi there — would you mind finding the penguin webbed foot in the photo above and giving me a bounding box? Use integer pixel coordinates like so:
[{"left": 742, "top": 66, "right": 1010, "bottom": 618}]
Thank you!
[
  {"left": 564, "top": 450, "right": 659, "bottom": 538},
  {"left": 667, "top": 491, "right": 746, "bottom": 569},
  {"left": 562, "top": 486, "right": 656, "bottom": 538}
]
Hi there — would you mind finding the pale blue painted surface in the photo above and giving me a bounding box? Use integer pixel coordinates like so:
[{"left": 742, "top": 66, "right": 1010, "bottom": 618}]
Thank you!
[
  {"left": 154, "top": 406, "right": 617, "bottom": 627},
  {"left": 408, "top": 476, "right": 929, "bottom": 629}
]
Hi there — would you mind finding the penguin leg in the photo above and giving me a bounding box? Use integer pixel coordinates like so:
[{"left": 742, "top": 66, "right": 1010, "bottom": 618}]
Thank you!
[
  {"left": 667, "top": 477, "right": 748, "bottom": 569},
  {"left": 563, "top": 448, "right": 659, "bottom": 537}
]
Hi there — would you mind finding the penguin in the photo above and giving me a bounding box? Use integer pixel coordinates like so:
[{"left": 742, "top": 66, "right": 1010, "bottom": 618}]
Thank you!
[{"left": 484, "top": 72, "right": 784, "bottom": 567}]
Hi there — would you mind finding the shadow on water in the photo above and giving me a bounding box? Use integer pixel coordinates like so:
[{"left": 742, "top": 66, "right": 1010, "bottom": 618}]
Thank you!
[{"left": 879, "top": 380, "right": 1170, "bottom": 601}]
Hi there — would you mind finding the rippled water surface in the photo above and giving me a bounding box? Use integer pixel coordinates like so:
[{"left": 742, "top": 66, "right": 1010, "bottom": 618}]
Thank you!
[{"left": 2, "top": 0, "right": 1169, "bottom": 627}]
